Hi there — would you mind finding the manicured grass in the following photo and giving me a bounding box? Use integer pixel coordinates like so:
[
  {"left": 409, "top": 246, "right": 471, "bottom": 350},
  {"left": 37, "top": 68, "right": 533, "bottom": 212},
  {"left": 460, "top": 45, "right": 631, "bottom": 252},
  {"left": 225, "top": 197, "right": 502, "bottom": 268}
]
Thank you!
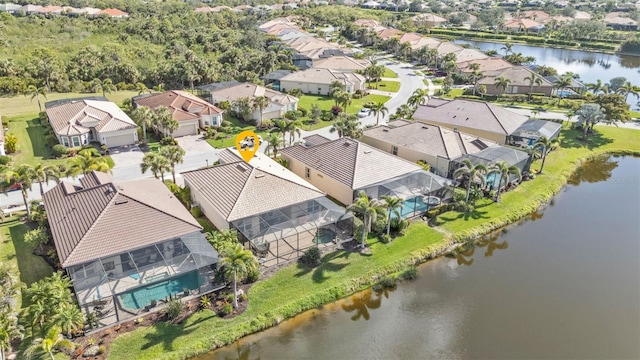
[
  {"left": 366, "top": 80, "right": 400, "bottom": 92},
  {"left": 205, "top": 115, "right": 270, "bottom": 149},
  {"left": 297, "top": 94, "right": 391, "bottom": 114},
  {"left": 382, "top": 67, "right": 398, "bottom": 78},
  {"left": 442, "top": 89, "right": 464, "bottom": 98},
  {"left": 630, "top": 110, "right": 640, "bottom": 119},
  {"left": 436, "top": 125, "right": 640, "bottom": 238},
  {"left": 108, "top": 222, "right": 448, "bottom": 360},
  {"left": 5, "top": 115, "right": 69, "bottom": 167},
  {"left": 0, "top": 91, "right": 139, "bottom": 118},
  {"left": 431, "top": 77, "right": 444, "bottom": 85},
  {"left": 0, "top": 216, "right": 54, "bottom": 293}
]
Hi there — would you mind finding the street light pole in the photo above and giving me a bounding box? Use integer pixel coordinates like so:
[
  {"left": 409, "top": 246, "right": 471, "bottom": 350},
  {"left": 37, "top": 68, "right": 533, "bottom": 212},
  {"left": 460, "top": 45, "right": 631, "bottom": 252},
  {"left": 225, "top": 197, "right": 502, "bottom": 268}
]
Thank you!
[{"left": 206, "top": 159, "right": 209, "bottom": 167}]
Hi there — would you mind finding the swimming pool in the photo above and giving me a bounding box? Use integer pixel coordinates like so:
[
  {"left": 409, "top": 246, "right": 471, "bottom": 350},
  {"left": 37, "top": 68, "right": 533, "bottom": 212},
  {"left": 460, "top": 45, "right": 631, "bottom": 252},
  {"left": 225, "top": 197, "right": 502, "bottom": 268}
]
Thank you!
[
  {"left": 314, "top": 228, "right": 336, "bottom": 244},
  {"left": 119, "top": 271, "right": 203, "bottom": 310},
  {"left": 390, "top": 196, "right": 440, "bottom": 219},
  {"left": 485, "top": 173, "right": 501, "bottom": 190},
  {"left": 557, "top": 90, "right": 573, "bottom": 98}
]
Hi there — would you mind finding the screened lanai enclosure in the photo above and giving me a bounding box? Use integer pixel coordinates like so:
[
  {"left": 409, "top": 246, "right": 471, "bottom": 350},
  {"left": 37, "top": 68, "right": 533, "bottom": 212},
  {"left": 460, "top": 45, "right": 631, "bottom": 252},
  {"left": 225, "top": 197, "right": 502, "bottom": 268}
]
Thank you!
[
  {"left": 68, "top": 232, "right": 219, "bottom": 328},
  {"left": 232, "top": 197, "right": 353, "bottom": 267},
  {"left": 357, "top": 170, "right": 454, "bottom": 219},
  {"left": 454, "top": 146, "right": 532, "bottom": 190}
]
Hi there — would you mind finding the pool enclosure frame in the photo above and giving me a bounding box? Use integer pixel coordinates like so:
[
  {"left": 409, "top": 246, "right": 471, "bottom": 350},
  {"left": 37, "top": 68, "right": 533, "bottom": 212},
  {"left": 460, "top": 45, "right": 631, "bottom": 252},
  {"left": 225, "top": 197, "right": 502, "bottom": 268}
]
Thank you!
[
  {"left": 356, "top": 170, "right": 454, "bottom": 218},
  {"left": 231, "top": 197, "right": 353, "bottom": 267},
  {"left": 67, "top": 231, "right": 219, "bottom": 328},
  {"left": 453, "top": 146, "right": 532, "bottom": 190}
]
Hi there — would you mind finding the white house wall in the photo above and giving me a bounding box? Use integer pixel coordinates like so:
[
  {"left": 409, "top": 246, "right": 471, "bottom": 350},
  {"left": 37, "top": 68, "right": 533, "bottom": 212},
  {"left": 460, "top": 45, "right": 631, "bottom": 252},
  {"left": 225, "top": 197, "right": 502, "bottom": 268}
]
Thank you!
[{"left": 186, "top": 179, "right": 230, "bottom": 231}]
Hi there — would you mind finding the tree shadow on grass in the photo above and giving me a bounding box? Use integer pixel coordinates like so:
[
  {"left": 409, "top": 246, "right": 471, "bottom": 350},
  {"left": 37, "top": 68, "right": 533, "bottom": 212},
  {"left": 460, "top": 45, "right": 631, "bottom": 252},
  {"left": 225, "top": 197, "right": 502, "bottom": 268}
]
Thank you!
[
  {"left": 183, "top": 312, "right": 218, "bottom": 329},
  {"left": 8, "top": 219, "right": 53, "bottom": 286},
  {"left": 25, "top": 117, "right": 52, "bottom": 159},
  {"left": 559, "top": 128, "right": 613, "bottom": 150},
  {"left": 294, "top": 251, "right": 350, "bottom": 283},
  {"left": 140, "top": 322, "right": 197, "bottom": 351},
  {"left": 435, "top": 208, "right": 489, "bottom": 225}
]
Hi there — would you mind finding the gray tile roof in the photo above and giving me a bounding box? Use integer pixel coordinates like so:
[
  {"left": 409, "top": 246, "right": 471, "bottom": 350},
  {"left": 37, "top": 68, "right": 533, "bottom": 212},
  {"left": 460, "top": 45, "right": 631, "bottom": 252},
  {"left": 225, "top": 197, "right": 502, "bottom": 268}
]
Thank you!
[
  {"left": 413, "top": 99, "right": 528, "bottom": 136},
  {"left": 281, "top": 137, "right": 422, "bottom": 189},
  {"left": 43, "top": 171, "right": 202, "bottom": 267},
  {"left": 363, "top": 122, "right": 497, "bottom": 160},
  {"left": 182, "top": 151, "right": 325, "bottom": 222}
]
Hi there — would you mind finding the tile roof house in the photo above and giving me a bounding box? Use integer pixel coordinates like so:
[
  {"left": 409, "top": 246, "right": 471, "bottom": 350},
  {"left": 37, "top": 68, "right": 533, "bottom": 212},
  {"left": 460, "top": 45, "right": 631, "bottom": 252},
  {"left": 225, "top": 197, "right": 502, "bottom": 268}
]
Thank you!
[
  {"left": 376, "top": 27, "right": 403, "bottom": 40},
  {"left": 451, "top": 48, "right": 490, "bottom": 64},
  {"left": 354, "top": 18, "right": 380, "bottom": 28},
  {"left": 477, "top": 66, "right": 555, "bottom": 96},
  {"left": 457, "top": 57, "right": 514, "bottom": 74},
  {"left": 133, "top": 90, "right": 224, "bottom": 137},
  {"left": 279, "top": 68, "right": 366, "bottom": 95},
  {"left": 43, "top": 171, "right": 218, "bottom": 326},
  {"left": 281, "top": 136, "right": 451, "bottom": 211},
  {"left": 412, "top": 13, "right": 448, "bottom": 27},
  {"left": 97, "top": 8, "right": 128, "bottom": 18},
  {"left": 183, "top": 149, "right": 349, "bottom": 267},
  {"left": 0, "top": 3, "right": 22, "bottom": 13},
  {"left": 412, "top": 98, "right": 529, "bottom": 145},
  {"left": 520, "top": 10, "right": 551, "bottom": 23},
  {"left": 283, "top": 37, "right": 354, "bottom": 59},
  {"left": 503, "top": 19, "right": 545, "bottom": 32},
  {"left": 45, "top": 98, "right": 138, "bottom": 148},
  {"left": 312, "top": 56, "right": 371, "bottom": 72},
  {"left": 38, "top": 5, "right": 63, "bottom": 14},
  {"left": 21, "top": 4, "right": 42, "bottom": 14},
  {"left": 605, "top": 16, "right": 638, "bottom": 30},
  {"left": 206, "top": 82, "right": 298, "bottom": 122},
  {"left": 361, "top": 121, "right": 499, "bottom": 177}
]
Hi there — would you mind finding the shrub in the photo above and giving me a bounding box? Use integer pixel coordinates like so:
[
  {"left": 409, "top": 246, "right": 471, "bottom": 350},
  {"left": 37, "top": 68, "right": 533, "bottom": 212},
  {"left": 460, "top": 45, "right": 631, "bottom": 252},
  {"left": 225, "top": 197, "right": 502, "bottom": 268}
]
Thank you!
[
  {"left": 378, "top": 277, "right": 397, "bottom": 289},
  {"left": 245, "top": 267, "right": 260, "bottom": 283},
  {"left": 165, "top": 299, "right": 183, "bottom": 320},
  {"left": 4, "top": 133, "right": 17, "bottom": 154},
  {"left": 299, "top": 246, "right": 321, "bottom": 267},
  {"left": 97, "top": 346, "right": 105, "bottom": 355},
  {"left": 401, "top": 267, "right": 417, "bottom": 280},
  {"left": 52, "top": 144, "right": 69, "bottom": 158},
  {"left": 379, "top": 234, "right": 391, "bottom": 244},
  {"left": 226, "top": 293, "right": 235, "bottom": 303},
  {"left": 390, "top": 217, "right": 409, "bottom": 235},
  {"left": 199, "top": 295, "right": 211, "bottom": 310},
  {"left": 219, "top": 302, "right": 233, "bottom": 316},
  {"left": 297, "top": 107, "right": 308, "bottom": 116},
  {"left": 330, "top": 105, "right": 343, "bottom": 116},
  {"left": 0, "top": 155, "right": 10, "bottom": 165},
  {"left": 160, "top": 136, "right": 177, "bottom": 146},
  {"left": 239, "top": 293, "right": 248, "bottom": 302},
  {"left": 190, "top": 206, "right": 202, "bottom": 218}
]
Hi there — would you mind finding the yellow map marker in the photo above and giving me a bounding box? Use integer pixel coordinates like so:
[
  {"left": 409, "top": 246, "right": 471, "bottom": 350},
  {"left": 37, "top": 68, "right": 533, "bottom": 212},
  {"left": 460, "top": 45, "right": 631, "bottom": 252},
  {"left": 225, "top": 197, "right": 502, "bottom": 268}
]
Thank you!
[{"left": 235, "top": 130, "right": 260, "bottom": 163}]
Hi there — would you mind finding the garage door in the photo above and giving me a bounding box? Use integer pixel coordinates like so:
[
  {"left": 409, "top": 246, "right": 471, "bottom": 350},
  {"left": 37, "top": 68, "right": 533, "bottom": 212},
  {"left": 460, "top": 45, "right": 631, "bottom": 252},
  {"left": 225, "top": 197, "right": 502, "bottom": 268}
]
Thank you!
[
  {"left": 172, "top": 123, "right": 198, "bottom": 137},
  {"left": 105, "top": 134, "right": 135, "bottom": 148}
]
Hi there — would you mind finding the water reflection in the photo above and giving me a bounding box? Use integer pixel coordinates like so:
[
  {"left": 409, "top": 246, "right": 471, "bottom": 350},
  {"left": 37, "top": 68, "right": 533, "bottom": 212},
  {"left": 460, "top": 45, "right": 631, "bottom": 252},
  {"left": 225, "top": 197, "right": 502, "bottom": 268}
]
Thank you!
[
  {"left": 529, "top": 208, "right": 545, "bottom": 222},
  {"left": 217, "top": 342, "right": 261, "bottom": 360},
  {"left": 454, "top": 246, "right": 475, "bottom": 266},
  {"left": 567, "top": 156, "right": 618, "bottom": 185},
  {"left": 341, "top": 288, "right": 385, "bottom": 321}
]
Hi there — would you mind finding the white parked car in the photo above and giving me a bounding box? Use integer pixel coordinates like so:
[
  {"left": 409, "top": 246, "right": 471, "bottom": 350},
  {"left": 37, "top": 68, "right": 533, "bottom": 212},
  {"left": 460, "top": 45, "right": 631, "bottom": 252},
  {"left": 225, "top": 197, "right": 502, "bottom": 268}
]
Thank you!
[{"left": 357, "top": 108, "right": 371, "bottom": 118}]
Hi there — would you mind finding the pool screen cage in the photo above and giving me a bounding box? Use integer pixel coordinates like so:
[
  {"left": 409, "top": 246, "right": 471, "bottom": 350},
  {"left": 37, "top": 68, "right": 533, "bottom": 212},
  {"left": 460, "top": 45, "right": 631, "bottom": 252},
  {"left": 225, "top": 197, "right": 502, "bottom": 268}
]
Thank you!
[
  {"left": 68, "top": 232, "right": 219, "bottom": 309},
  {"left": 356, "top": 170, "right": 454, "bottom": 218},
  {"left": 232, "top": 197, "right": 353, "bottom": 267},
  {"left": 455, "top": 146, "right": 532, "bottom": 175}
]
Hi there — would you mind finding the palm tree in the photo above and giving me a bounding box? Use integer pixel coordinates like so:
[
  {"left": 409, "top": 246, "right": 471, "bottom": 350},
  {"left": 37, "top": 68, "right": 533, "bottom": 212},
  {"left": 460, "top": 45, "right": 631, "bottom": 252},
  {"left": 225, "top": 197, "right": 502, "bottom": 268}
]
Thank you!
[
  {"left": 32, "top": 163, "right": 60, "bottom": 195},
  {"left": 576, "top": 103, "right": 606, "bottom": 137},
  {"left": 587, "top": 79, "right": 605, "bottom": 95},
  {"left": 140, "top": 152, "right": 170, "bottom": 182},
  {"left": 0, "top": 312, "right": 23, "bottom": 360},
  {"left": 347, "top": 191, "right": 385, "bottom": 248},
  {"left": 453, "top": 159, "right": 488, "bottom": 203},
  {"left": 369, "top": 102, "right": 389, "bottom": 126},
  {"left": 131, "top": 106, "right": 154, "bottom": 142},
  {"left": 553, "top": 75, "right": 573, "bottom": 104},
  {"left": 90, "top": 78, "right": 117, "bottom": 98},
  {"left": 3, "top": 164, "right": 37, "bottom": 217},
  {"left": 408, "top": 88, "right": 430, "bottom": 108},
  {"left": 252, "top": 96, "right": 270, "bottom": 128},
  {"left": 494, "top": 76, "right": 512, "bottom": 97},
  {"left": 532, "top": 136, "right": 559, "bottom": 174},
  {"left": 25, "top": 85, "right": 47, "bottom": 113},
  {"left": 52, "top": 304, "right": 84, "bottom": 338},
  {"left": 380, "top": 195, "right": 403, "bottom": 236},
  {"left": 524, "top": 73, "right": 543, "bottom": 101},
  {"left": 135, "top": 82, "right": 150, "bottom": 95},
  {"left": 219, "top": 244, "right": 258, "bottom": 308},
  {"left": 336, "top": 91, "right": 353, "bottom": 111},
  {"left": 24, "top": 326, "right": 73, "bottom": 360},
  {"left": 487, "top": 161, "right": 522, "bottom": 202},
  {"left": 500, "top": 42, "right": 513, "bottom": 56},
  {"left": 265, "top": 132, "right": 282, "bottom": 159},
  {"left": 69, "top": 150, "right": 111, "bottom": 175},
  {"left": 153, "top": 106, "right": 177, "bottom": 138},
  {"left": 159, "top": 146, "right": 185, "bottom": 183},
  {"left": 330, "top": 113, "right": 361, "bottom": 139},
  {"left": 286, "top": 118, "right": 304, "bottom": 145},
  {"left": 617, "top": 81, "right": 640, "bottom": 102},
  {"left": 272, "top": 119, "right": 288, "bottom": 146}
]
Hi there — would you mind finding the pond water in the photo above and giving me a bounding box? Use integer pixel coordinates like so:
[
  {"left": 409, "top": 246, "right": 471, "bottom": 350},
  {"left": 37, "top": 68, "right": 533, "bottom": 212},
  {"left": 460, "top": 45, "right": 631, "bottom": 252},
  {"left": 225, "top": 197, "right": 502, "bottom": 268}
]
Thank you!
[
  {"left": 454, "top": 40, "right": 640, "bottom": 108},
  {"left": 204, "top": 156, "right": 640, "bottom": 360}
]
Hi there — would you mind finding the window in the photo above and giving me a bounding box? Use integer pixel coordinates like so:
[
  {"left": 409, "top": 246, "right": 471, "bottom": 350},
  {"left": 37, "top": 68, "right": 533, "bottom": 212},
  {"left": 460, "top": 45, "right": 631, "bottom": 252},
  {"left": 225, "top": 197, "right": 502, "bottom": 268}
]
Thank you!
[
  {"left": 62, "top": 137, "right": 70, "bottom": 147},
  {"left": 83, "top": 136, "right": 88, "bottom": 145},
  {"left": 72, "top": 136, "right": 80, "bottom": 147},
  {"left": 391, "top": 146, "right": 398, "bottom": 155},
  {"left": 305, "top": 167, "right": 311, "bottom": 178}
]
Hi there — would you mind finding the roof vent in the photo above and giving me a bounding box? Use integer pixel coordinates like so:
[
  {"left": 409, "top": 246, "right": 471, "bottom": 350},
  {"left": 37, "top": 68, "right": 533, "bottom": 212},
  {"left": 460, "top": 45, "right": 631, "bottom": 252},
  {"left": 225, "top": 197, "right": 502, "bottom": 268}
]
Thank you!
[
  {"left": 364, "top": 150, "right": 372, "bottom": 154},
  {"left": 465, "top": 117, "right": 469, "bottom": 121},
  {"left": 115, "top": 199, "right": 128, "bottom": 205},
  {"left": 236, "top": 164, "right": 247, "bottom": 172},
  {"left": 343, "top": 142, "right": 351, "bottom": 146},
  {"left": 421, "top": 126, "right": 429, "bottom": 129},
  {"left": 453, "top": 115, "right": 456, "bottom": 118},
  {"left": 382, "top": 129, "right": 389, "bottom": 132},
  {"left": 255, "top": 174, "right": 265, "bottom": 179}
]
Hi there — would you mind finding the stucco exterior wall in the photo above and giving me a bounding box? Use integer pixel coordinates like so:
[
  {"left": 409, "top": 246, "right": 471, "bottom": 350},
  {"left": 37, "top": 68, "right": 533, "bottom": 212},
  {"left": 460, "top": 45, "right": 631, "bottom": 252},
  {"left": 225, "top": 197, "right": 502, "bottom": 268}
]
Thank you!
[{"left": 282, "top": 153, "right": 354, "bottom": 205}]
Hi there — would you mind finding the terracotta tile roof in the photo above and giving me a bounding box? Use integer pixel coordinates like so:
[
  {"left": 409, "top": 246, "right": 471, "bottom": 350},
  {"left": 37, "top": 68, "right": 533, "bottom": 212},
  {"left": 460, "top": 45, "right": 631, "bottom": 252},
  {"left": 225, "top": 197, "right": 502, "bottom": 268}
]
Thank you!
[
  {"left": 45, "top": 99, "right": 137, "bottom": 137},
  {"left": 363, "top": 122, "right": 497, "bottom": 160},
  {"left": 521, "top": 10, "right": 551, "bottom": 21},
  {"left": 209, "top": 82, "right": 298, "bottom": 105},
  {"left": 133, "top": 90, "right": 223, "bottom": 123},
  {"left": 281, "top": 137, "right": 422, "bottom": 189},
  {"left": 97, "top": 8, "right": 128, "bottom": 17},
  {"left": 39, "top": 5, "right": 62, "bottom": 13},
  {"left": 376, "top": 28, "right": 402, "bottom": 40},
  {"left": 413, "top": 99, "right": 529, "bottom": 136},
  {"left": 182, "top": 150, "right": 324, "bottom": 222},
  {"left": 398, "top": 32, "right": 423, "bottom": 44},
  {"left": 43, "top": 171, "right": 202, "bottom": 267},
  {"left": 354, "top": 19, "right": 380, "bottom": 28},
  {"left": 503, "top": 19, "right": 544, "bottom": 30}
]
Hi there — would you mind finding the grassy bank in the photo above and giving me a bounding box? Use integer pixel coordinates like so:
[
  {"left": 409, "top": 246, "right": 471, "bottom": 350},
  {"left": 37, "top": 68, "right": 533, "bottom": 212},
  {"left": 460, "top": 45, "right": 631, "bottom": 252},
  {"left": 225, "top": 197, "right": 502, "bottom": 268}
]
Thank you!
[
  {"left": 108, "top": 223, "right": 449, "bottom": 360},
  {"left": 107, "top": 125, "right": 640, "bottom": 359},
  {"left": 367, "top": 80, "right": 400, "bottom": 93},
  {"left": 0, "top": 91, "right": 138, "bottom": 118}
]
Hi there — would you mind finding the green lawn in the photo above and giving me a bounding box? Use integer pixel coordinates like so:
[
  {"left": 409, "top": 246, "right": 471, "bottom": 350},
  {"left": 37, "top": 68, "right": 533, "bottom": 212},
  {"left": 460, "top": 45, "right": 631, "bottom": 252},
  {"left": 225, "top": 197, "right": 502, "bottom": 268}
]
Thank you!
[
  {"left": 108, "top": 222, "right": 448, "bottom": 360},
  {"left": 205, "top": 115, "right": 270, "bottom": 149},
  {"left": 6, "top": 115, "right": 69, "bottom": 167},
  {"left": 0, "top": 216, "right": 54, "bottom": 294},
  {"left": 366, "top": 80, "right": 400, "bottom": 93},
  {"left": 0, "top": 91, "right": 138, "bottom": 118},
  {"left": 431, "top": 78, "right": 444, "bottom": 85},
  {"left": 382, "top": 67, "right": 398, "bottom": 78},
  {"left": 297, "top": 94, "right": 391, "bottom": 114}
]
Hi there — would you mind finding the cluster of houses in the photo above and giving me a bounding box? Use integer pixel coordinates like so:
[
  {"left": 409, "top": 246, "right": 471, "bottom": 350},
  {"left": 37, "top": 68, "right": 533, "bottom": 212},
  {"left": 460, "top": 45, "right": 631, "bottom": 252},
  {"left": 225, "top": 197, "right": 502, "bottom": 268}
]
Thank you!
[{"left": 0, "top": 3, "right": 128, "bottom": 17}]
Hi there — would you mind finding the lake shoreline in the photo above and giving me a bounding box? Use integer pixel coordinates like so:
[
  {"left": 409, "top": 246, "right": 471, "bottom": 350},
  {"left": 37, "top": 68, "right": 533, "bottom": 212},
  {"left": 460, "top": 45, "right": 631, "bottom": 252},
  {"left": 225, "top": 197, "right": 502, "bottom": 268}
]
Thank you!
[{"left": 106, "top": 128, "right": 640, "bottom": 360}]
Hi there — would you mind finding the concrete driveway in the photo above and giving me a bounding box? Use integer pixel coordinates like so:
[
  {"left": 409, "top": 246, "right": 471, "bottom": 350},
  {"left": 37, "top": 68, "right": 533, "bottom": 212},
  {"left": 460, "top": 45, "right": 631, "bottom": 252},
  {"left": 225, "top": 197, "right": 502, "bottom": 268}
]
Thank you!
[
  {"left": 109, "top": 145, "right": 144, "bottom": 167},
  {"left": 176, "top": 135, "right": 216, "bottom": 154}
]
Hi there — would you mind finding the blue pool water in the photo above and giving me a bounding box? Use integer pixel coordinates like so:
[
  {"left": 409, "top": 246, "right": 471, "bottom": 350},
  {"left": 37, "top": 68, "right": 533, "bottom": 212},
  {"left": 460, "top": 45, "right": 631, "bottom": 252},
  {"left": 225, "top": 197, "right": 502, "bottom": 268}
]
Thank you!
[
  {"left": 557, "top": 90, "right": 573, "bottom": 98},
  {"left": 486, "top": 173, "right": 501, "bottom": 190},
  {"left": 391, "top": 196, "right": 440, "bottom": 219},
  {"left": 119, "top": 271, "right": 203, "bottom": 310}
]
